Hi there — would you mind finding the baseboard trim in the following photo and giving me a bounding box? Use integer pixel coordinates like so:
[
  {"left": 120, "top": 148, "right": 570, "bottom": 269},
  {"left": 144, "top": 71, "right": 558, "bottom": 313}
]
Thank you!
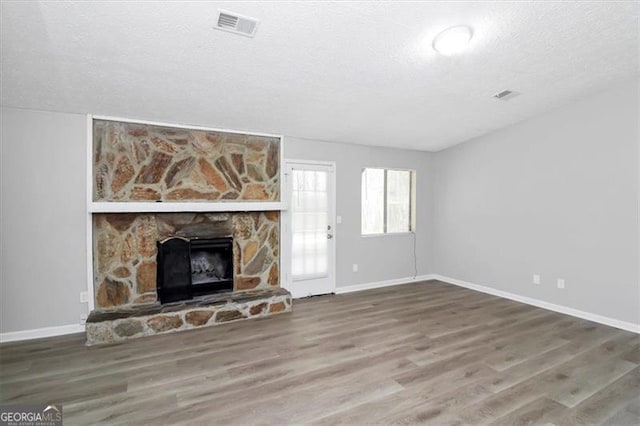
[
  {"left": 335, "top": 274, "right": 436, "bottom": 294},
  {"left": 432, "top": 275, "right": 640, "bottom": 334},
  {"left": 4, "top": 274, "right": 636, "bottom": 341},
  {"left": 0, "top": 323, "right": 85, "bottom": 344}
]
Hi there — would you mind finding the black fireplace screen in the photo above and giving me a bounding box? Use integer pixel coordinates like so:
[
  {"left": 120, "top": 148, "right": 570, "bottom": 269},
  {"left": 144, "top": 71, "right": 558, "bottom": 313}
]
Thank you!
[{"left": 156, "top": 236, "right": 233, "bottom": 303}]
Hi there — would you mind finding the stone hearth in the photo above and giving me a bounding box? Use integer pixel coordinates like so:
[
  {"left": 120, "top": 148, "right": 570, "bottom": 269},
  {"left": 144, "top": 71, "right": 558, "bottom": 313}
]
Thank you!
[{"left": 86, "top": 288, "right": 291, "bottom": 345}]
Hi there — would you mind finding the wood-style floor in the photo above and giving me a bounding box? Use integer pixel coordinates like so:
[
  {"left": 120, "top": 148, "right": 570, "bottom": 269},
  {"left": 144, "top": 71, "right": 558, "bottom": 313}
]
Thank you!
[{"left": 1, "top": 280, "right": 639, "bottom": 425}]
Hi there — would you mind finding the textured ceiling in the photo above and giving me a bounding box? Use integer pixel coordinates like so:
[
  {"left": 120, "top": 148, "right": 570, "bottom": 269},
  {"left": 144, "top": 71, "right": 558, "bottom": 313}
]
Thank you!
[{"left": 1, "top": 1, "right": 638, "bottom": 151}]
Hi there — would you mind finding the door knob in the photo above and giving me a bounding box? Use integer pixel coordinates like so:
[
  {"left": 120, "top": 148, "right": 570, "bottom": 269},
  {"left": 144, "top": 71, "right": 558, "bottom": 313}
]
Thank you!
[{"left": 327, "top": 233, "right": 333, "bottom": 239}]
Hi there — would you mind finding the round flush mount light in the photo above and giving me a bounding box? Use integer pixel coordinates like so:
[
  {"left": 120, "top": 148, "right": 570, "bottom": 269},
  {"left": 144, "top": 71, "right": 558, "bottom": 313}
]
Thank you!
[{"left": 432, "top": 26, "right": 473, "bottom": 56}]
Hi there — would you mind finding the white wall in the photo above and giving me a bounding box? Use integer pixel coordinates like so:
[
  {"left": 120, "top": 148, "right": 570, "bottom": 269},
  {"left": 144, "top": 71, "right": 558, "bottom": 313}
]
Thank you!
[
  {"left": 432, "top": 79, "right": 640, "bottom": 325},
  {"left": 1, "top": 107, "right": 88, "bottom": 334},
  {"left": 285, "top": 138, "right": 434, "bottom": 287}
]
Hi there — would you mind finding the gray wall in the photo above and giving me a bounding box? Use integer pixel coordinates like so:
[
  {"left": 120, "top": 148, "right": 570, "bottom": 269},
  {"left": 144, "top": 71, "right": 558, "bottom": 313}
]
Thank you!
[
  {"left": 1, "top": 107, "right": 88, "bottom": 333},
  {"left": 2, "top": 78, "right": 637, "bottom": 334},
  {"left": 284, "top": 138, "right": 434, "bottom": 287},
  {"left": 433, "top": 79, "right": 640, "bottom": 324}
]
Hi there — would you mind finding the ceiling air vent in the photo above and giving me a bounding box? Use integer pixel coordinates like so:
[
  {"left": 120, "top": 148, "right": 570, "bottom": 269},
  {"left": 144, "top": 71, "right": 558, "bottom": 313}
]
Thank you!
[
  {"left": 493, "top": 90, "right": 520, "bottom": 101},
  {"left": 215, "top": 10, "right": 259, "bottom": 37}
]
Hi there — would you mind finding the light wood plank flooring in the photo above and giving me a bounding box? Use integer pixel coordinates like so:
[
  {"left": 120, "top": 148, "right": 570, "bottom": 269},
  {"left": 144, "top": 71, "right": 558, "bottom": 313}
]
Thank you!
[{"left": 1, "top": 280, "right": 638, "bottom": 425}]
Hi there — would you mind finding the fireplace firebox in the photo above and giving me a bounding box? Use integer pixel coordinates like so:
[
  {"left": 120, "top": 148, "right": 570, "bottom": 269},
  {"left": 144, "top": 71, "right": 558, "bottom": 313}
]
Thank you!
[{"left": 156, "top": 236, "right": 234, "bottom": 303}]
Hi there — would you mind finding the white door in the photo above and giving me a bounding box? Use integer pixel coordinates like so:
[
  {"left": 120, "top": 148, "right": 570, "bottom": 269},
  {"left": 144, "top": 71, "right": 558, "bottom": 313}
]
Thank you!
[{"left": 283, "top": 161, "right": 336, "bottom": 298}]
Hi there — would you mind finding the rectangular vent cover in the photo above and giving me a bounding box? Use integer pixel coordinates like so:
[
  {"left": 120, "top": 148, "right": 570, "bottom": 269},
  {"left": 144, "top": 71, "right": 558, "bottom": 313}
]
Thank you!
[
  {"left": 493, "top": 90, "right": 520, "bottom": 101},
  {"left": 215, "top": 10, "right": 259, "bottom": 37}
]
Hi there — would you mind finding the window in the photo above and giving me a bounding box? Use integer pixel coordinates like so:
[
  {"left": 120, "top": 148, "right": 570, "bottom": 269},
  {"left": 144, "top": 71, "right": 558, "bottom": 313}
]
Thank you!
[{"left": 361, "top": 168, "right": 416, "bottom": 235}]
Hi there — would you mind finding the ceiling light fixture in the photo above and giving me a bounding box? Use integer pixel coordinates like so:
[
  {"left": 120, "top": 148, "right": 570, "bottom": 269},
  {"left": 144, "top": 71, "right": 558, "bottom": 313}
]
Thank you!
[{"left": 432, "top": 26, "right": 473, "bottom": 56}]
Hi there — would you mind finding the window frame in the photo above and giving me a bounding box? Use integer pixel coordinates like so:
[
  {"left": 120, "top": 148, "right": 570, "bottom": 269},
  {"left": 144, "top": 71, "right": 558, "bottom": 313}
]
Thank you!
[{"left": 361, "top": 167, "right": 416, "bottom": 237}]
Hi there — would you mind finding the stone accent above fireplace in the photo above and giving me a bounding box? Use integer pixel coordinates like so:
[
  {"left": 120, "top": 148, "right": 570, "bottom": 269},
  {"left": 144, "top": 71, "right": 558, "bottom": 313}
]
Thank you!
[{"left": 93, "top": 120, "right": 280, "bottom": 202}]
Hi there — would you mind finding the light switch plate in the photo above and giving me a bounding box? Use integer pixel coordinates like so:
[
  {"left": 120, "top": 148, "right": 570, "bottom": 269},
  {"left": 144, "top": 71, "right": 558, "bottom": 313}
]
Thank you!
[
  {"left": 80, "top": 291, "right": 89, "bottom": 303},
  {"left": 352, "top": 264, "right": 358, "bottom": 272},
  {"left": 533, "top": 274, "right": 540, "bottom": 285},
  {"left": 557, "top": 278, "right": 565, "bottom": 289}
]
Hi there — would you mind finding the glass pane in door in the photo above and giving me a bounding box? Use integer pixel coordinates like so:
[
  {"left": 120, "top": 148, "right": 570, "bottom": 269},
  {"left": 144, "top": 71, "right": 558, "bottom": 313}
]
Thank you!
[{"left": 291, "top": 169, "right": 328, "bottom": 279}]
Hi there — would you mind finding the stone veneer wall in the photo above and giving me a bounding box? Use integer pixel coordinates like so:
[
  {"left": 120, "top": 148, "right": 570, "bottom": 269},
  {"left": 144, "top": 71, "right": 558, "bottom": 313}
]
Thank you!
[
  {"left": 93, "top": 212, "right": 279, "bottom": 308},
  {"left": 93, "top": 120, "right": 279, "bottom": 202}
]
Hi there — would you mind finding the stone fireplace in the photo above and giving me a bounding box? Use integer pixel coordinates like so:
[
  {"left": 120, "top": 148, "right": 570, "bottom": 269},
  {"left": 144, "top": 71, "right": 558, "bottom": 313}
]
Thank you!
[
  {"left": 93, "top": 211, "right": 280, "bottom": 308},
  {"left": 86, "top": 118, "right": 291, "bottom": 344}
]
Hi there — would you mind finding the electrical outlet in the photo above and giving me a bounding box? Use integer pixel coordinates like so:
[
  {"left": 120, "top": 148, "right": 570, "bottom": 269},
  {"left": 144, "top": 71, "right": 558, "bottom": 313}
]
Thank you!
[
  {"left": 533, "top": 274, "right": 540, "bottom": 285},
  {"left": 80, "top": 314, "right": 88, "bottom": 325},
  {"left": 557, "top": 278, "right": 565, "bottom": 289},
  {"left": 352, "top": 264, "right": 358, "bottom": 272},
  {"left": 80, "top": 291, "right": 89, "bottom": 303}
]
